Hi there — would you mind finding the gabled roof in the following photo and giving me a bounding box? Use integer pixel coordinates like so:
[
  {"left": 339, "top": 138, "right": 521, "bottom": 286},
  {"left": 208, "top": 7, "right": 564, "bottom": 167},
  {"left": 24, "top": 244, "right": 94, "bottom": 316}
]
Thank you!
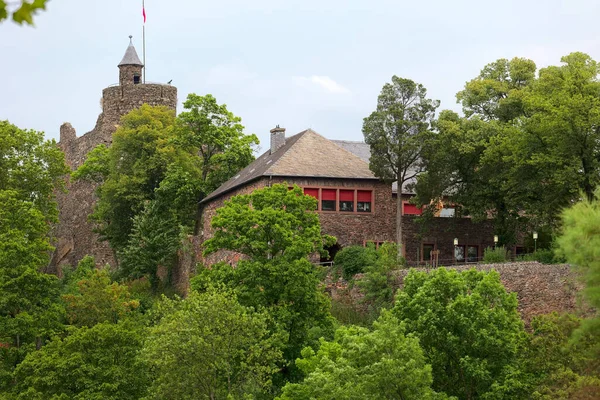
[
  {"left": 118, "top": 41, "right": 143, "bottom": 67},
  {"left": 202, "top": 129, "right": 377, "bottom": 203}
]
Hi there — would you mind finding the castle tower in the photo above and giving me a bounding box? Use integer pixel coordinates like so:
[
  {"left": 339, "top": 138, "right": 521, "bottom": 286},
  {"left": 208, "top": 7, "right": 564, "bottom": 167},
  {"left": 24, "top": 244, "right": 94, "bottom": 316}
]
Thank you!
[
  {"left": 118, "top": 36, "right": 144, "bottom": 86},
  {"left": 51, "top": 38, "right": 178, "bottom": 271}
]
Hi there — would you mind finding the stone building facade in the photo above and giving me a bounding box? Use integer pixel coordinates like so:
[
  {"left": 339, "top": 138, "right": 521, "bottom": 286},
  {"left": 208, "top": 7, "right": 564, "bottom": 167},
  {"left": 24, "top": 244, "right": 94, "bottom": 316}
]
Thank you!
[
  {"left": 49, "top": 38, "right": 177, "bottom": 271},
  {"left": 199, "top": 127, "right": 497, "bottom": 266}
]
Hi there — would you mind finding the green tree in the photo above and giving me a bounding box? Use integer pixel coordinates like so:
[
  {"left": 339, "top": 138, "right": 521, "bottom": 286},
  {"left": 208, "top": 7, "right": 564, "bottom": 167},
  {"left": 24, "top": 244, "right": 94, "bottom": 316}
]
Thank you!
[
  {"left": 356, "top": 242, "right": 401, "bottom": 313},
  {"left": 196, "top": 184, "right": 335, "bottom": 381},
  {"left": 11, "top": 321, "right": 148, "bottom": 400},
  {"left": 362, "top": 76, "right": 439, "bottom": 258},
  {"left": 203, "top": 184, "right": 332, "bottom": 262},
  {"left": 0, "top": 121, "right": 68, "bottom": 390},
  {"left": 143, "top": 289, "right": 281, "bottom": 400},
  {"left": 0, "top": 0, "right": 48, "bottom": 25},
  {"left": 333, "top": 244, "right": 378, "bottom": 280},
  {"left": 176, "top": 93, "right": 259, "bottom": 204},
  {"left": 392, "top": 268, "right": 529, "bottom": 399},
  {"left": 61, "top": 261, "right": 140, "bottom": 327},
  {"left": 278, "top": 311, "right": 450, "bottom": 400}
]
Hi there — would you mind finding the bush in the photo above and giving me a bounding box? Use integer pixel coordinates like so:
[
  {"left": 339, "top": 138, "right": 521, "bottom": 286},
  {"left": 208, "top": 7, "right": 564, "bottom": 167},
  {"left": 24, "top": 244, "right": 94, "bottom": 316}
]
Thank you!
[
  {"left": 483, "top": 246, "right": 509, "bottom": 263},
  {"left": 357, "top": 243, "right": 402, "bottom": 313},
  {"left": 333, "top": 245, "right": 378, "bottom": 280}
]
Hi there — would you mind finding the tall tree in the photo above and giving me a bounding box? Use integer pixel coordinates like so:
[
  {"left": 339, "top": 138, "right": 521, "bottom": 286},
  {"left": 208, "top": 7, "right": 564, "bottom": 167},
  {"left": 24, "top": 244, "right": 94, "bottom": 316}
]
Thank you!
[
  {"left": 362, "top": 76, "right": 439, "bottom": 257},
  {"left": 196, "top": 184, "right": 335, "bottom": 382}
]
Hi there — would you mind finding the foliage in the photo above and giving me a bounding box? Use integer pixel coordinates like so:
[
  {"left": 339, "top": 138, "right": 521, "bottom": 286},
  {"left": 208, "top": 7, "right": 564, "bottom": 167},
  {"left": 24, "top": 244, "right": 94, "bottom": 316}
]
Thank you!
[
  {"left": 0, "top": 0, "right": 48, "bottom": 26},
  {"left": 11, "top": 321, "right": 148, "bottom": 400},
  {"left": 203, "top": 184, "right": 334, "bottom": 262},
  {"left": 193, "top": 258, "right": 334, "bottom": 382},
  {"left": 356, "top": 243, "right": 402, "bottom": 313},
  {"left": 362, "top": 76, "right": 439, "bottom": 257},
  {"left": 61, "top": 262, "right": 140, "bottom": 327},
  {"left": 142, "top": 289, "right": 281, "bottom": 400},
  {"left": 333, "top": 245, "right": 378, "bottom": 280},
  {"left": 74, "top": 104, "right": 178, "bottom": 252},
  {"left": 556, "top": 188, "right": 600, "bottom": 372},
  {"left": 392, "top": 268, "right": 529, "bottom": 399},
  {"left": 176, "top": 93, "right": 259, "bottom": 201},
  {"left": 526, "top": 313, "right": 600, "bottom": 399},
  {"left": 557, "top": 187, "right": 600, "bottom": 310},
  {"left": 519, "top": 249, "right": 564, "bottom": 265},
  {"left": 118, "top": 200, "right": 184, "bottom": 292},
  {"left": 0, "top": 120, "right": 68, "bottom": 225},
  {"left": 278, "top": 311, "right": 450, "bottom": 400},
  {"left": 482, "top": 246, "right": 509, "bottom": 264}
]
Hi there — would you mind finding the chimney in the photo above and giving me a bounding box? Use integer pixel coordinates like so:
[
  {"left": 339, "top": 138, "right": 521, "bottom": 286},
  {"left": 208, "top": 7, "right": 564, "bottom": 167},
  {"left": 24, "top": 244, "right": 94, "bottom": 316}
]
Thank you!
[{"left": 270, "top": 125, "right": 286, "bottom": 154}]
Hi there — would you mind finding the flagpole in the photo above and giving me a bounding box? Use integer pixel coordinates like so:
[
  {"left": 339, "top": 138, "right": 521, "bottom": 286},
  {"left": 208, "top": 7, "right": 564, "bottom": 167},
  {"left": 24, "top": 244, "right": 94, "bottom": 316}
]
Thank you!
[{"left": 142, "top": 0, "right": 146, "bottom": 83}]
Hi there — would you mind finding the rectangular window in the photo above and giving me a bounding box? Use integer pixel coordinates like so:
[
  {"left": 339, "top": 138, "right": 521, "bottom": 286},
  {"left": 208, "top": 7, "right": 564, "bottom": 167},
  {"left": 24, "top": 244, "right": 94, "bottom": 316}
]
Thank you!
[
  {"left": 423, "top": 244, "right": 435, "bottom": 262},
  {"left": 303, "top": 188, "right": 319, "bottom": 199},
  {"left": 357, "top": 190, "right": 372, "bottom": 213},
  {"left": 439, "top": 207, "right": 455, "bottom": 217},
  {"left": 454, "top": 245, "right": 465, "bottom": 263},
  {"left": 467, "top": 245, "right": 478, "bottom": 263},
  {"left": 404, "top": 203, "right": 422, "bottom": 215},
  {"left": 339, "top": 190, "right": 354, "bottom": 212},
  {"left": 321, "top": 189, "right": 336, "bottom": 211}
]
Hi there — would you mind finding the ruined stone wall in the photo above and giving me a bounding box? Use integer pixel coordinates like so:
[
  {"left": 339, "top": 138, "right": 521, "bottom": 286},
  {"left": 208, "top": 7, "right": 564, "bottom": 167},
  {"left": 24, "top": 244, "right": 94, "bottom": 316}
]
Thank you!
[{"left": 50, "top": 83, "right": 177, "bottom": 272}]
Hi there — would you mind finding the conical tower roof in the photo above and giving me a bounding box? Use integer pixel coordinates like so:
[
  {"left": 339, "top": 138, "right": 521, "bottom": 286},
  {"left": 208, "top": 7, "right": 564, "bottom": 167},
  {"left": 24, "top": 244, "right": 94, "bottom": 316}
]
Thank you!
[{"left": 118, "top": 36, "right": 143, "bottom": 67}]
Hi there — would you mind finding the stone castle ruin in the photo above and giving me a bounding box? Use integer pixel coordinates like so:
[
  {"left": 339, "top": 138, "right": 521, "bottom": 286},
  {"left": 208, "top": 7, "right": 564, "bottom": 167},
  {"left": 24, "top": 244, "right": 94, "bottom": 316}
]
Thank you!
[{"left": 50, "top": 37, "right": 177, "bottom": 271}]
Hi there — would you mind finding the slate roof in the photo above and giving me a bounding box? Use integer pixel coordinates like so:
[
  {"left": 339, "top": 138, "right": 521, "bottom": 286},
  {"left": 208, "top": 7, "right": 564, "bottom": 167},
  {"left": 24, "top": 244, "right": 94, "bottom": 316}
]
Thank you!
[
  {"left": 332, "top": 140, "right": 417, "bottom": 195},
  {"left": 202, "top": 129, "right": 378, "bottom": 203},
  {"left": 118, "top": 42, "right": 144, "bottom": 67}
]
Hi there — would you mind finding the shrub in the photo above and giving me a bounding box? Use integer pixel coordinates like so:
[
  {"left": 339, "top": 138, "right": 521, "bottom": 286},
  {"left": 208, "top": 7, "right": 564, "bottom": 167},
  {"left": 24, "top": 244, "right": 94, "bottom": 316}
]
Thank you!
[
  {"left": 483, "top": 246, "right": 509, "bottom": 263},
  {"left": 357, "top": 243, "right": 402, "bottom": 313},
  {"left": 333, "top": 245, "right": 378, "bottom": 280}
]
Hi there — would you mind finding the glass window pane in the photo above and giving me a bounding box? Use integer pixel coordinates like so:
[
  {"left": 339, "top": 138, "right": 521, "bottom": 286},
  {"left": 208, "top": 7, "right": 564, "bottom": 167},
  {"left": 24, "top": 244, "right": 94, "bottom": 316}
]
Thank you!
[
  {"left": 454, "top": 245, "right": 465, "bottom": 262},
  {"left": 357, "top": 201, "right": 371, "bottom": 212},
  {"left": 467, "top": 246, "right": 478, "bottom": 262},
  {"left": 321, "top": 200, "right": 336, "bottom": 211}
]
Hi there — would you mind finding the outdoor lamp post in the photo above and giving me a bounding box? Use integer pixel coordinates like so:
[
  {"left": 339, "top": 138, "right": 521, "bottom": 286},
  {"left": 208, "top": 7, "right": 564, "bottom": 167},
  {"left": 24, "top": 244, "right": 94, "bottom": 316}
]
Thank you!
[
  {"left": 533, "top": 231, "right": 538, "bottom": 252},
  {"left": 494, "top": 235, "right": 498, "bottom": 249}
]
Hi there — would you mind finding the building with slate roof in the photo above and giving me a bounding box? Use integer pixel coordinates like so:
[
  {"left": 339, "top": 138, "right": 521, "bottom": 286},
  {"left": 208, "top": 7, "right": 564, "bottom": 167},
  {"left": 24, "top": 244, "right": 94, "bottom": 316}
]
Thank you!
[{"left": 200, "top": 126, "right": 497, "bottom": 266}]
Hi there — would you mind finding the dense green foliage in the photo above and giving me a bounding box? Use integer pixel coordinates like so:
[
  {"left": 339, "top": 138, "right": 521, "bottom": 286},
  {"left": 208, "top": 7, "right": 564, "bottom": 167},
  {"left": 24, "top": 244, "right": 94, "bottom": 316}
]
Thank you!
[
  {"left": 417, "top": 53, "right": 600, "bottom": 245},
  {"left": 143, "top": 289, "right": 282, "bottom": 399},
  {"left": 356, "top": 242, "right": 402, "bottom": 312},
  {"left": 12, "top": 321, "right": 148, "bottom": 400},
  {"left": 363, "top": 77, "right": 439, "bottom": 257},
  {"left": 333, "top": 244, "right": 378, "bottom": 280},
  {"left": 74, "top": 96, "right": 258, "bottom": 287},
  {"left": 196, "top": 184, "right": 335, "bottom": 382},
  {"left": 392, "top": 268, "right": 528, "bottom": 399},
  {"left": 278, "top": 311, "right": 449, "bottom": 400}
]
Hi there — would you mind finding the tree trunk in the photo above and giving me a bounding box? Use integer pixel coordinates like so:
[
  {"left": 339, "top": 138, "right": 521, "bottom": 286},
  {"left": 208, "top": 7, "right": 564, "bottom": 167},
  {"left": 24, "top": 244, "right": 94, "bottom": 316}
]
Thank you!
[{"left": 397, "top": 182, "right": 403, "bottom": 260}]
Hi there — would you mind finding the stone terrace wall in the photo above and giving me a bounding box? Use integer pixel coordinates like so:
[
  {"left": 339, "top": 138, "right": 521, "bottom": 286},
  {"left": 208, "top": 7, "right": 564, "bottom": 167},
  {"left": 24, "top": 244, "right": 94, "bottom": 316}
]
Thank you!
[{"left": 360, "top": 262, "right": 592, "bottom": 325}]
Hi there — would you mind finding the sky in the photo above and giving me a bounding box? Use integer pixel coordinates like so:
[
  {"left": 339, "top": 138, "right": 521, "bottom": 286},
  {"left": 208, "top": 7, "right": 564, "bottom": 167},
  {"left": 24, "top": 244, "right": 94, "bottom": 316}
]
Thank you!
[{"left": 2, "top": 0, "right": 600, "bottom": 153}]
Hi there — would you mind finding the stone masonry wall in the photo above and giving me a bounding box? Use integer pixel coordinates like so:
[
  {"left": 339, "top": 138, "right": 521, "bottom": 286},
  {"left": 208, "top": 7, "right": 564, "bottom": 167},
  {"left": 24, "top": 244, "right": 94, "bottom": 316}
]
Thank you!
[
  {"left": 50, "top": 82, "right": 177, "bottom": 272},
  {"left": 330, "top": 262, "right": 595, "bottom": 326},
  {"left": 199, "top": 177, "right": 498, "bottom": 268}
]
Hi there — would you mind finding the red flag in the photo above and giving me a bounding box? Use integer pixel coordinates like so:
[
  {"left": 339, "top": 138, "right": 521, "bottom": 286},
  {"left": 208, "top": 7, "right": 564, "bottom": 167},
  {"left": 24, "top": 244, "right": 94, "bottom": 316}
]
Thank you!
[{"left": 142, "top": 5, "right": 146, "bottom": 23}]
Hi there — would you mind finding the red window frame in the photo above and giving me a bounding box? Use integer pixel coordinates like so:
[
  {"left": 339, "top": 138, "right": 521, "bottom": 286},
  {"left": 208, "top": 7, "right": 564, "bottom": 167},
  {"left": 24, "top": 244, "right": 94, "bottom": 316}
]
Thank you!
[
  {"left": 298, "top": 186, "right": 374, "bottom": 214},
  {"left": 403, "top": 202, "right": 423, "bottom": 215}
]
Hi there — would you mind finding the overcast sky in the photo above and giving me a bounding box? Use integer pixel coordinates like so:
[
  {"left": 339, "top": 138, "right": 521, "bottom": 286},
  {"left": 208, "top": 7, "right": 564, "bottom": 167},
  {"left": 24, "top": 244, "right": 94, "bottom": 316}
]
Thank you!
[{"left": 2, "top": 0, "right": 600, "bottom": 152}]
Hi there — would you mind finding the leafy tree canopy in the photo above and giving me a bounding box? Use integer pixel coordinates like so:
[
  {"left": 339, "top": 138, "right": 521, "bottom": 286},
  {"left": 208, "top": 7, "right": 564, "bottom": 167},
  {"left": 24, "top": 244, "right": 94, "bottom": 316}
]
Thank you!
[
  {"left": 143, "top": 289, "right": 282, "bottom": 400},
  {"left": 392, "top": 268, "right": 529, "bottom": 399},
  {"left": 278, "top": 311, "right": 451, "bottom": 400},
  {"left": 11, "top": 321, "right": 148, "bottom": 400}
]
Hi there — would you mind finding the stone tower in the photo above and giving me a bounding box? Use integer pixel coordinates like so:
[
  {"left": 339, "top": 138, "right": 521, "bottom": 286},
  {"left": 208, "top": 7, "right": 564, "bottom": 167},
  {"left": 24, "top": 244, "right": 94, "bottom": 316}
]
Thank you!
[{"left": 50, "top": 38, "right": 178, "bottom": 271}]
